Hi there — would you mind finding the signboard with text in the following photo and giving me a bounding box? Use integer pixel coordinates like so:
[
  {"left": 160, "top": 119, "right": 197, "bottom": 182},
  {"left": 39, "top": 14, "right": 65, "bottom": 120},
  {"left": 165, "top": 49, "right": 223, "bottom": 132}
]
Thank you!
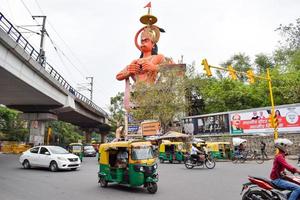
[
  {"left": 230, "top": 106, "right": 300, "bottom": 134},
  {"left": 141, "top": 121, "right": 160, "bottom": 136}
]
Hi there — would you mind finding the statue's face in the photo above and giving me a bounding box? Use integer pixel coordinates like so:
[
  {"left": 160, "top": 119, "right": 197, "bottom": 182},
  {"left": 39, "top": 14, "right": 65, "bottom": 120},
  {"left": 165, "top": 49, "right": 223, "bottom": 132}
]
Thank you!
[{"left": 140, "top": 36, "right": 154, "bottom": 52}]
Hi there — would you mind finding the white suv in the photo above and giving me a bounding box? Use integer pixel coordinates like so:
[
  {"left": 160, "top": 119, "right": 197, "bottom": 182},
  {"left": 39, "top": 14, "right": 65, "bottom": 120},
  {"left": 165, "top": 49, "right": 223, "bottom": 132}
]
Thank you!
[{"left": 19, "top": 145, "right": 81, "bottom": 172}]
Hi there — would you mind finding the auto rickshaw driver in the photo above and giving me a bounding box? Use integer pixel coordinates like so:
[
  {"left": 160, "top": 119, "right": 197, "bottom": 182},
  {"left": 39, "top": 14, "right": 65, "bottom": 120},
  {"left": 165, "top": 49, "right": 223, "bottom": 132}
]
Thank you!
[{"left": 116, "top": 148, "right": 129, "bottom": 168}]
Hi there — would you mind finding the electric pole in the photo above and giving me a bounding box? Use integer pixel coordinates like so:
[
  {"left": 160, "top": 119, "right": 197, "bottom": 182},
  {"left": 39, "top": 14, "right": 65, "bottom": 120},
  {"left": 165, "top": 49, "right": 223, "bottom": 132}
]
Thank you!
[
  {"left": 32, "top": 15, "right": 47, "bottom": 66},
  {"left": 86, "top": 77, "right": 94, "bottom": 101}
]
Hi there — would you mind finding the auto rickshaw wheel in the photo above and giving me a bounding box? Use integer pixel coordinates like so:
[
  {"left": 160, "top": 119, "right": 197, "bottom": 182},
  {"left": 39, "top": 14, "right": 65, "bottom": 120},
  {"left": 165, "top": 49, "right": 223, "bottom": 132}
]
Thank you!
[
  {"left": 146, "top": 182, "right": 157, "bottom": 194},
  {"left": 23, "top": 160, "right": 31, "bottom": 169},
  {"left": 49, "top": 161, "right": 58, "bottom": 172},
  {"left": 99, "top": 177, "right": 108, "bottom": 187},
  {"left": 159, "top": 158, "right": 164, "bottom": 163}
]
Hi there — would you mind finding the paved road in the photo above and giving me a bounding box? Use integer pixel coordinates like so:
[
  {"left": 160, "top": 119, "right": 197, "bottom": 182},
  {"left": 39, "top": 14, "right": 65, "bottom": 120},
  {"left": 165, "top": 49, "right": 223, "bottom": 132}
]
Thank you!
[{"left": 0, "top": 154, "right": 298, "bottom": 200}]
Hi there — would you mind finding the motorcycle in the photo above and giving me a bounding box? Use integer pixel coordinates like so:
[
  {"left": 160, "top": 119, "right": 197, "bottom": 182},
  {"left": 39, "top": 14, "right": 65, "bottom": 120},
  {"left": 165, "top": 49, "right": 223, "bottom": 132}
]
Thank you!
[
  {"left": 184, "top": 153, "right": 216, "bottom": 169},
  {"left": 241, "top": 174, "right": 300, "bottom": 200}
]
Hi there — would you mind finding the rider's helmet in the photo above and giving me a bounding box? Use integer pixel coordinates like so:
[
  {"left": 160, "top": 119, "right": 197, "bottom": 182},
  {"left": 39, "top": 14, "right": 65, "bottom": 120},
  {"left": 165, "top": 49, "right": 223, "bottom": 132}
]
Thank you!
[
  {"left": 274, "top": 138, "right": 293, "bottom": 153},
  {"left": 192, "top": 142, "right": 197, "bottom": 147}
]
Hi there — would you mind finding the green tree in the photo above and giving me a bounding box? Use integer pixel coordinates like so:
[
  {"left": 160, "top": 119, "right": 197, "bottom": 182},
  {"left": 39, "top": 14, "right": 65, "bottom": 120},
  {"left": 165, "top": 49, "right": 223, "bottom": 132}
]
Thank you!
[
  {"left": 109, "top": 92, "right": 125, "bottom": 132},
  {"left": 276, "top": 18, "right": 300, "bottom": 51},
  {"left": 0, "top": 106, "right": 28, "bottom": 141},
  {"left": 254, "top": 53, "right": 274, "bottom": 74},
  {"left": 48, "top": 121, "right": 83, "bottom": 145},
  {"left": 130, "top": 67, "right": 187, "bottom": 133},
  {"left": 221, "top": 53, "right": 252, "bottom": 81}
]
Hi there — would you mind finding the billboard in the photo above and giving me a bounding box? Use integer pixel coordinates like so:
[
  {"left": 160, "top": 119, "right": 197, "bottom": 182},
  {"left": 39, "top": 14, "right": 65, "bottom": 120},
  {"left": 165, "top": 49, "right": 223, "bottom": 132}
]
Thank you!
[
  {"left": 230, "top": 105, "right": 300, "bottom": 134},
  {"left": 183, "top": 114, "right": 230, "bottom": 135},
  {"left": 141, "top": 121, "right": 160, "bottom": 136}
]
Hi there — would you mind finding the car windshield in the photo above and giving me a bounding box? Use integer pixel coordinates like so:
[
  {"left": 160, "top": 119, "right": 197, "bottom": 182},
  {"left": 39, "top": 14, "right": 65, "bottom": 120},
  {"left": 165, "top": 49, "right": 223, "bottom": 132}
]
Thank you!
[
  {"left": 131, "top": 147, "right": 154, "bottom": 160},
  {"left": 48, "top": 146, "right": 69, "bottom": 154},
  {"left": 84, "top": 146, "right": 94, "bottom": 150}
]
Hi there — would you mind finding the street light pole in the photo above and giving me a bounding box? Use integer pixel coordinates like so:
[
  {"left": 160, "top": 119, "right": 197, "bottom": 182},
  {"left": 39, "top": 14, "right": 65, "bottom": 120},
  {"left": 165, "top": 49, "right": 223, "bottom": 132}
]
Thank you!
[
  {"left": 32, "top": 15, "right": 47, "bottom": 66},
  {"left": 86, "top": 77, "right": 94, "bottom": 101}
]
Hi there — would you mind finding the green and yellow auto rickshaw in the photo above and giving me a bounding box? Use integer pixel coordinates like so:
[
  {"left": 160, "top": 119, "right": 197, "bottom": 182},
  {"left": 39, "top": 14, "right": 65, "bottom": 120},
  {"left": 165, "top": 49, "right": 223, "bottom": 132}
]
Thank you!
[
  {"left": 206, "top": 142, "right": 233, "bottom": 160},
  {"left": 68, "top": 143, "right": 83, "bottom": 162},
  {"left": 159, "top": 140, "right": 185, "bottom": 163},
  {"left": 98, "top": 141, "right": 158, "bottom": 194}
]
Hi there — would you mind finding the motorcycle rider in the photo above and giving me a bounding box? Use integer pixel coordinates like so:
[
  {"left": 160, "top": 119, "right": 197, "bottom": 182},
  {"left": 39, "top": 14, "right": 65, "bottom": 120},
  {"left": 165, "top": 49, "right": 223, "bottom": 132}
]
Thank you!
[
  {"left": 190, "top": 143, "right": 202, "bottom": 162},
  {"left": 270, "top": 138, "right": 300, "bottom": 200}
]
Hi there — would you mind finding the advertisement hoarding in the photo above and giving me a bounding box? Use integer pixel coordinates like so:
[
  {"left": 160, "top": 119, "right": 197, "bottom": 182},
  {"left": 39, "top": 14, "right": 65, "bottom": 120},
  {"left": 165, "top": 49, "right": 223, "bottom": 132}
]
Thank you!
[
  {"left": 183, "top": 114, "right": 230, "bottom": 135},
  {"left": 230, "top": 106, "right": 300, "bottom": 134}
]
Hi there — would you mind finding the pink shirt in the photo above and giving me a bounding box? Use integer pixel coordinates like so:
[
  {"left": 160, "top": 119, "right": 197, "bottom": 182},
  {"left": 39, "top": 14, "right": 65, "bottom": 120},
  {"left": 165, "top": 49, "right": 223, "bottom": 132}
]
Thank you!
[{"left": 270, "top": 152, "right": 297, "bottom": 180}]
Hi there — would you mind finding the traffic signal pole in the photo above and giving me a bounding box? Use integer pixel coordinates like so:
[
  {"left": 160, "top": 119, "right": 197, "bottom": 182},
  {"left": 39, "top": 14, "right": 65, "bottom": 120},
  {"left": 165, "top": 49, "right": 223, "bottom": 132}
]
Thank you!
[
  {"left": 201, "top": 59, "right": 278, "bottom": 148},
  {"left": 267, "top": 68, "right": 278, "bottom": 140}
]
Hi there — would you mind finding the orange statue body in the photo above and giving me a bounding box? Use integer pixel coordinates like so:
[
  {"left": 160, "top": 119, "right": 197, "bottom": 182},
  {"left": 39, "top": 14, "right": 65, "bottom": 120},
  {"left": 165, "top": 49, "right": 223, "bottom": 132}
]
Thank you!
[
  {"left": 116, "top": 27, "right": 165, "bottom": 84},
  {"left": 116, "top": 4, "right": 169, "bottom": 110}
]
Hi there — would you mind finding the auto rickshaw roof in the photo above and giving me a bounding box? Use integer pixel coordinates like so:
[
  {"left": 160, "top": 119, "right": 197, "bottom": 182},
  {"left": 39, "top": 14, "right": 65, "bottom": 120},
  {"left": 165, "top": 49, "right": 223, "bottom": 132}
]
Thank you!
[
  {"left": 100, "top": 141, "right": 152, "bottom": 149},
  {"left": 161, "top": 140, "right": 183, "bottom": 145},
  {"left": 206, "top": 142, "right": 231, "bottom": 145},
  {"left": 69, "top": 143, "right": 83, "bottom": 146}
]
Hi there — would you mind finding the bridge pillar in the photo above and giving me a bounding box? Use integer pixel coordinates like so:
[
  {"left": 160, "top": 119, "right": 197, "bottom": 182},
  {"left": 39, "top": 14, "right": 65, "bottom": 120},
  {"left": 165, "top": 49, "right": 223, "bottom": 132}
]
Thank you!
[
  {"left": 100, "top": 133, "right": 107, "bottom": 143},
  {"left": 84, "top": 132, "right": 92, "bottom": 143},
  {"left": 21, "top": 113, "right": 57, "bottom": 146}
]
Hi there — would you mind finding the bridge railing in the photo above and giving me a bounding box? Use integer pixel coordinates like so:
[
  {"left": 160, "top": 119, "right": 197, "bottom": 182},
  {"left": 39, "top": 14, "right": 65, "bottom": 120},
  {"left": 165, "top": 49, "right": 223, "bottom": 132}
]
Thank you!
[{"left": 0, "top": 12, "right": 108, "bottom": 117}]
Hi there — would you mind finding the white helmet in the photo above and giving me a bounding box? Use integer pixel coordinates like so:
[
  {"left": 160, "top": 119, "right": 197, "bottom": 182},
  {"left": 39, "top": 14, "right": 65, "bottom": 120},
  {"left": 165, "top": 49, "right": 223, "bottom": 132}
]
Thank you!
[{"left": 274, "top": 138, "right": 293, "bottom": 153}]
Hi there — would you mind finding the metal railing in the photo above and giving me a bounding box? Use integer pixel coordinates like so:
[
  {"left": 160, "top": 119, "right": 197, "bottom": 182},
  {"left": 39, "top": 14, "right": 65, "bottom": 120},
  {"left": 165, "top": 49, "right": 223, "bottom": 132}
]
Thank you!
[{"left": 0, "top": 12, "right": 108, "bottom": 117}]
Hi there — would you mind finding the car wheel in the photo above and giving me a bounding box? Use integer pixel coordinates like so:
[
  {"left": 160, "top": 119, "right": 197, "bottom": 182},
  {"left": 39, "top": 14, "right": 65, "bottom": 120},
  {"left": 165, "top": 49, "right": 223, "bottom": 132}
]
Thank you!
[
  {"left": 49, "top": 161, "right": 58, "bottom": 172},
  {"left": 23, "top": 160, "right": 31, "bottom": 169}
]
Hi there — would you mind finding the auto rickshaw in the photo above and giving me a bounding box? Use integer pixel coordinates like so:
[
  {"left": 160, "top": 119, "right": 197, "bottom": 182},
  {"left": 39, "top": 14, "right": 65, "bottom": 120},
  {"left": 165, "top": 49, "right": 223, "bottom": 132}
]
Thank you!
[
  {"left": 206, "top": 142, "right": 233, "bottom": 159},
  {"left": 159, "top": 140, "right": 185, "bottom": 163},
  {"left": 68, "top": 143, "right": 83, "bottom": 162},
  {"left": 98, "top": 141, "right": 158, "bottom": 194}
]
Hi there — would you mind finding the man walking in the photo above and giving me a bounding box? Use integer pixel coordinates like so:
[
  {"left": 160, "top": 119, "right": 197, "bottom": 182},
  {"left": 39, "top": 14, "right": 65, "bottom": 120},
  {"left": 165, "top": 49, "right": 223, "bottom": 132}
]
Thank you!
[{"left": 260, "top": 140, "right": 268, "bottom": 159}]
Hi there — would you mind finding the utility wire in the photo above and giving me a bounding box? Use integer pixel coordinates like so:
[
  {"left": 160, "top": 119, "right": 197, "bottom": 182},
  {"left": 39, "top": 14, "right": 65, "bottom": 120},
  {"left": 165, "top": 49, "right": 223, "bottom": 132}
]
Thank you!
[
  {"left": 33, "top": 0, "right": 112, "bottom": 109},
  {"left": 34, "top": 0, "right": 90, "bottom": 77},
  {"left": 16, "top": 26, "right": 40, "bottom": 35}
]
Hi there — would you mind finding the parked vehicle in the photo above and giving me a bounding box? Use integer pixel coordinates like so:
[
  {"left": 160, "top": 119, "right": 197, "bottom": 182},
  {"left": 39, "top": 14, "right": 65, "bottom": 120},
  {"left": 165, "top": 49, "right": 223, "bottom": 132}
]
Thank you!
[
  {"left": 83, "top": 145, "right": 97, "bottom": 157},
  {"left": 159, "top": 140, "right": 185, "bottom": 163},
  {"left": 241, "top": 174, "right": 300, "bottom": 200},
  {"left": 232, "top": 137, "right": 264, "bottom": 164},
  {"left": 232, "top": 149, "right": 264, "bottom": 164},
  {"left": 67, "top": 143, "right": 83, "bottom": 162},
  {"left": 98, "top": 141, "right": 158, "bottom": 193},
  {"left": 206, "top": 142, "right": 233, "bottom": 160},
  {"left": 19, "top": 146, "right": 81, "bottom": 172}
]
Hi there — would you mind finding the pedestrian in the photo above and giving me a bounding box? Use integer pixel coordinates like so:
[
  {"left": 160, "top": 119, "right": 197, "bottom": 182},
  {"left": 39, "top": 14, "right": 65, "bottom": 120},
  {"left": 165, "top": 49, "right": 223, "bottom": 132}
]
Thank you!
[{"left": 260, "top": 140, "right": 268, "bottom": 159}]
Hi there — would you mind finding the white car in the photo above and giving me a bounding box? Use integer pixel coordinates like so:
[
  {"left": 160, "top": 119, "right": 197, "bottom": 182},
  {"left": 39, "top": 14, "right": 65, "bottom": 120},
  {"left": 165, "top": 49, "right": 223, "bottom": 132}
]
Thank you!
[{"left": 19, "top": 145, "right": 81, "bottom": 172}]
